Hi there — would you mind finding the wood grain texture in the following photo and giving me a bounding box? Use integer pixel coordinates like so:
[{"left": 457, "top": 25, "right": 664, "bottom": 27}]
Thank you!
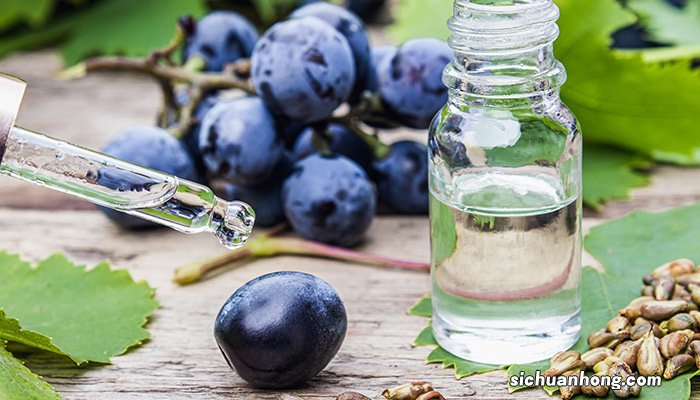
[
  {"left": 0, "top": 210, "right": 596, "bottom": 400},
  {"left": 1, "top": 51, "right": 700, "bottom": 399}
]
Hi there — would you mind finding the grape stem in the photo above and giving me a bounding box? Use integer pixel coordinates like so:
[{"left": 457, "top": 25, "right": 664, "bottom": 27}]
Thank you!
[
  {"left": 172, "top": 84, "right": 205, "bottom": 139},
  {"left": 66, "top": 55, "right": 257, "bottom": 138},
  {"left": 72, "top": 57, "right": 257, "bottom": 95},
  {"left": 311, "top": 125, "right": 333, "bottom": 156},
  {"left": 337, "top": 117, "right": 391, "bottom": 159},
  {"left": 173, "top": 226, "right": 430, "bottom": 285},
  {"left": 149, "top": 26, "right": 187, "bottom": 127},
  {"left": 329, "top": 94, "right": 392, "bottom": 159},
  {"left": 156, "top": 79, "right": 178, "bottom": 128},
  {"left": 147, "top": 24, "right": 186, "bottom": 66}
]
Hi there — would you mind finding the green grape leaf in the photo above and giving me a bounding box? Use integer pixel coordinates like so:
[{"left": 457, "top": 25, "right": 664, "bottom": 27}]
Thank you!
[
  {"left": 0, "top": 341, "right": 62, "bottom": 400},
  {"left": 427, "top": 347, "right": 504, "bottom": 378},
  {"left": 58, "top": 0, "right": 206, "bottom": 66},
  {"left": 0, "top": 21, "right": 70, "bottom": 60},
  {"left": 629, "top": 0, "right": 700, "bottom": 46},
  {"left": 0, "top": 0, "right": 56, "bottom": 32},
  {"left": 584, "top": 201, "right": 700, "bottom": 279},
  {"left": 408, "top": 296, "right": 502, "bottom": 378},
  {"left": 412, "top": 324, "right": 437, "bottom": 347},
  {"left": 556, "top": 0, "right": 700, "bottom": 165},
  {"left": 408, "top": 293, "right": 433, "bottom": 317},
  {"left": 409, "top": 201, "right": 700, "bottom": 398},
  {"left": 0, "top": 0, "right": 206, "bottom": 65},
  {"left": 0, "top": 252, "right": 159, "bottom": 364},
  {"left": 390, "top": 0, "right": 700, "bottom": 165},
  {"left": 0, "top": 310, "right": 62, "bottom": 356},
  {"left": 634, "top": 43, "right": 700, "bottom": 64},
  {"left": 506, "top": 361, "right": 558, "bottom": 395},
  {"left": 582, "top": 145, "right": 651, "bottom": 209}
]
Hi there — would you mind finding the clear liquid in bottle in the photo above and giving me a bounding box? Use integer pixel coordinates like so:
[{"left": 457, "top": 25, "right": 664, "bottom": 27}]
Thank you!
[{"left": 430, "top": 169, "right": 580, "bottom": 364}]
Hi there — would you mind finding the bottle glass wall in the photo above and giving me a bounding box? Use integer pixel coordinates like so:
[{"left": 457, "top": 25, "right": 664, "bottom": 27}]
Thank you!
[{"left": 428, "top": 0, "right": 582, "bottom": 364}]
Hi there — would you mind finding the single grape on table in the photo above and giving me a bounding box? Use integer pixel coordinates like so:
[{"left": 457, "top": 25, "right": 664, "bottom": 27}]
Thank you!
[{"left": 215, "top": 271, "right": 347, "bottom": 389}]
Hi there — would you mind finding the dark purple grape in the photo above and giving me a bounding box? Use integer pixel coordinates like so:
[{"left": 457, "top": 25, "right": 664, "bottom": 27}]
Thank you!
[
  {"left": 347, "top": 0, "right": 386, "bottom": 20},
  {"left": 193, "top": 95, "right": 220, "bottom": 127},
  {"left": 377, "top": 38, "right": 452, "bottom": 129},
  {"left": 215, "top": 271, "right": 346, "bottom": 389},
  {"left": 282, "top": 154, "right": 375, "bottom": 247},
  {"left": 290, "top": 3, "right": 371, "bottom": 99},
  {"left": 373, "top": 140, "right": 428, "bottom": 214},
  {"left": 99, "top": 126, "right": 197, "bottom": 229},
  {"left": 293, "top": 123, "right": 373, "bottom": 172},
  {"left": 198, "top": 97, "right": 283, "bottom": 185},
  {"left": 428, "top": 114, "right": 471, "bottom": 169},
  {"left": 277, "top": 118, "right": 306, "bottom": 149},
  {"left": 363, "top": 44, "right": 397, "bottom": 93},
  {"left": 180, "top": 94, "right": 220, "bottom": 183},
  {"left": 362, "top": 45, "right": 402, "bottom": 129},
  {"left": 251, "top": 17, "right": 355, "bottom": 124},
  {"left": 220, "top": 154, "right": 293, "bottom": 227},
  {"left": 183, "top": 11, "right": 259, "bottom": 72}
]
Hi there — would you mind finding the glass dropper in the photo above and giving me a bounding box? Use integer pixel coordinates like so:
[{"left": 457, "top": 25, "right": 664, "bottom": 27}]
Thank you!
[{"left": 0, "top": 74, "right": 255, "bottom": 249}]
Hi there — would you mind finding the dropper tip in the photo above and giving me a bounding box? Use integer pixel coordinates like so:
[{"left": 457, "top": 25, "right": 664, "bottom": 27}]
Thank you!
[{"left": 215, "top": 200, "right": 255, "bottom": 250}]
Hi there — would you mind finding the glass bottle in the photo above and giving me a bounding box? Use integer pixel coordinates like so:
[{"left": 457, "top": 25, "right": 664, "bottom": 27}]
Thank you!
[{"left": 428, "top": 0, "right": 582, "bottom": 364}]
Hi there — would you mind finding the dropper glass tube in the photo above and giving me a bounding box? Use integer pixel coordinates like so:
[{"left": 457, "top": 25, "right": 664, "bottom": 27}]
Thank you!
[{"left": 0, "top": 74, "right": 255, "bottom": 249}]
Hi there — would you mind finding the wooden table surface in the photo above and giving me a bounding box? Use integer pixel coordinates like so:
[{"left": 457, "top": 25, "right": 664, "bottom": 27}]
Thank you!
[{"left": 2, "top": 51, "right": 700, "bottom": 400}]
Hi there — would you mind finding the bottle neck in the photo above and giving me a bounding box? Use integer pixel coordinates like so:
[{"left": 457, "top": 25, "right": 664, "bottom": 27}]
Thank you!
[{"left": 444, "top": 0, "right": 566, "bottom": 109}]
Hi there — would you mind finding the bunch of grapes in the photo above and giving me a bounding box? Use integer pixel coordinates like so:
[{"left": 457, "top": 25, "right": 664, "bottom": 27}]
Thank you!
[{"left": 98, "top": 2, "right": 452, "bottom": 248}]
